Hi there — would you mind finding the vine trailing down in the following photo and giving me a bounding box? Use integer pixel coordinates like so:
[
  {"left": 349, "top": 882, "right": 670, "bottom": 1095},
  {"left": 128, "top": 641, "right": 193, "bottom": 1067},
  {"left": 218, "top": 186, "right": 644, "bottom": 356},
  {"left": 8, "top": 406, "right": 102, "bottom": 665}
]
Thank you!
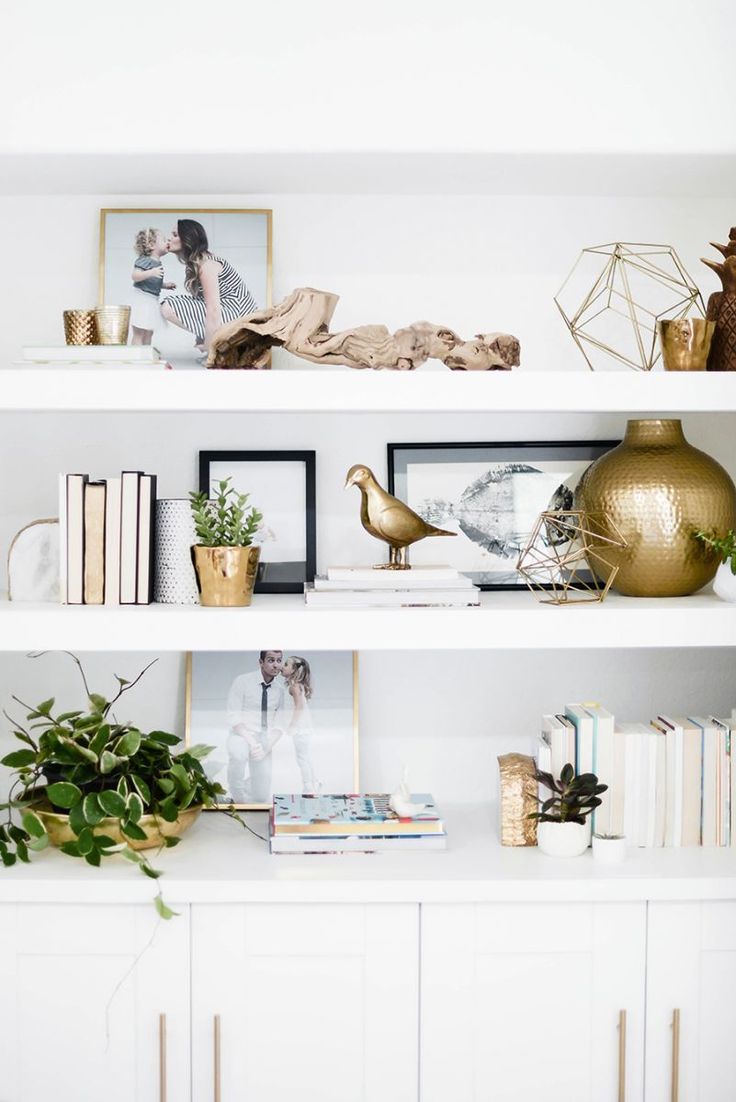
[{"left": 0, "top": 652, "right": 236, "bottom": 918}]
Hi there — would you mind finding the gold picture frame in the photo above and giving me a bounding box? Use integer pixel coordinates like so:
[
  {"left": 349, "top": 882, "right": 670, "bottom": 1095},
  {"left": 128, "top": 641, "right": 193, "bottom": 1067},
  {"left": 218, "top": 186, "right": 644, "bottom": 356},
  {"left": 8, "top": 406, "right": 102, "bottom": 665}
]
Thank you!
[
  {"left": 99, "top": 207, "right": 272, "bottom": 369},
  {"left": 185, "top": 651, "right": 360, "bottom": 811}
]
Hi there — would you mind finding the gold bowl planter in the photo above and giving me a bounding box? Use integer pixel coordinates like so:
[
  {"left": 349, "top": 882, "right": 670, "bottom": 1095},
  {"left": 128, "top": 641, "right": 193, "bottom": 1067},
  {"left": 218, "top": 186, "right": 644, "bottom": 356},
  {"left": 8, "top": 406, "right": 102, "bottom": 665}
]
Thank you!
[
  {"left": 659, "top": 318, "right": 715, "bottom": 372},
  {"left": 575, "top": 419, "right": 736, "bottom": 597},
  {"left": 192, "top": 544, "right": 261, "bottom": 607},
  {"left": 94, "top": 305, "right": 131, "bottom": 345},
  {"left": 32, "top": 802, "right": 202, "bottom": 852},
  {"left": 63, "top": 309, "right": 98, "bottom": 346}
]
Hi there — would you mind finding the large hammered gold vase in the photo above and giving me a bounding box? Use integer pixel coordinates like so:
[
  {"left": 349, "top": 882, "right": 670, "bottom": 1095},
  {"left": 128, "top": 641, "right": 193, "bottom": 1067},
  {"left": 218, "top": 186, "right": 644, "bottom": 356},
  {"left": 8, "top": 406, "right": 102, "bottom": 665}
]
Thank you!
[
  {"left": 575, "top": 420, "right": 736, "bottom": 597},
  {"left": 192, "top": 544, "right": 261, "bottom": 607}
]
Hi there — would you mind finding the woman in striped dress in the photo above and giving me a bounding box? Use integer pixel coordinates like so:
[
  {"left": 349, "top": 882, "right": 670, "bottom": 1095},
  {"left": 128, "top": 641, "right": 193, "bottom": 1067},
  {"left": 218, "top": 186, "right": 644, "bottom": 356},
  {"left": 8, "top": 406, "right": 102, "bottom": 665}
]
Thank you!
[{"left": 160, "top": 219, "right": 258, "bottom": 353}]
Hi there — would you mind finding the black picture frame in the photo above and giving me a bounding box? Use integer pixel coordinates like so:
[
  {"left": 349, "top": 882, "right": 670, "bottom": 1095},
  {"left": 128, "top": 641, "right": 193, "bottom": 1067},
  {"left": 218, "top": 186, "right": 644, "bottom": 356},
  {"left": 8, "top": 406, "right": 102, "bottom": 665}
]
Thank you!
[
  {"left": 387, "top": 440, "right": 619, "bottom": 591},
  {"left": 199, "top": 450, "right": 316, "bottom": 594}
]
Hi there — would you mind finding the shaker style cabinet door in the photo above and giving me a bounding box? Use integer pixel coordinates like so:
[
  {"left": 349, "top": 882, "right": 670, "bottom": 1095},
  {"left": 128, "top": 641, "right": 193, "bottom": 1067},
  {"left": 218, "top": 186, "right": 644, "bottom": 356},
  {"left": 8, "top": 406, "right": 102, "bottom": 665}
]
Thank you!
[
  {"left": 0, "top": 902, "right": 190, "bottom": 1102},
  {"left": 646, "top": 901, "right": 736, "bottom": 1102},
  {"left": 421, "top": 902, "right": 646, "bottom": 1102},
  {"left": 191, "top": 903, "right": 419, "bottom": 1102}
]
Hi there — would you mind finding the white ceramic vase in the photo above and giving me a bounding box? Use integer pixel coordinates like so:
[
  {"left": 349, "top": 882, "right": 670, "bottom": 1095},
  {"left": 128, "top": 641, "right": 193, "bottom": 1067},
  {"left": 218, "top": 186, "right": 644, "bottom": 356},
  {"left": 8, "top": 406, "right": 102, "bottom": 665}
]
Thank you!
[
  {"left": 154, "top": 499, "right": 200, "bottom": 605},
  {"left": 713, "top": 561, "right": 736, "bottom": 603},
  {"left": 592, "top": 834, "right": 627, "bottom": 864},
  {"left": 537, "top": 820, "right": 589, "bottom": 857}
]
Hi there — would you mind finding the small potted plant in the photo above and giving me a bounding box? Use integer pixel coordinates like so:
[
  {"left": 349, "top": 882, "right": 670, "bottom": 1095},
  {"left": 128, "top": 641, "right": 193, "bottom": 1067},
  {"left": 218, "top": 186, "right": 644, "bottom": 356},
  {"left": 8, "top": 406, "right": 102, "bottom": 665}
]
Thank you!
[
  {"left": 0, "top": 654, "right": 227, "bottom": 917},
  {"left": 592, "top": 832, "right": 626, "bottom": 864},
  {"left": 694, "top": 528, "right": 736, "bottom": 603},
  {"left": 189, "top": 477, "right": 263, "bottom": 607},
  {"left": 528, "top": 762, "right": 607, "bottom": 857}
]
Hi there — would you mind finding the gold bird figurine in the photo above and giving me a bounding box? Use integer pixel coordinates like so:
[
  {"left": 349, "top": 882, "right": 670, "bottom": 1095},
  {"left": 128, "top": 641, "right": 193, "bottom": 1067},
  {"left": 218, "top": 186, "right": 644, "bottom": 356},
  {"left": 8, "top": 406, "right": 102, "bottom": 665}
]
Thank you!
[{"left": 344, "top": 464, "right": 456, "bottom": 569}]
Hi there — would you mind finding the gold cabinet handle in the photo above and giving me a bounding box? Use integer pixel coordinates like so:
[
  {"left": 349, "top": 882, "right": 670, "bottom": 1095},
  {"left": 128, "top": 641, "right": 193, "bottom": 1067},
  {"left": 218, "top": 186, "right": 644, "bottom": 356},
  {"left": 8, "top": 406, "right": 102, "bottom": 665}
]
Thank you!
[
  {"left": 214, "top": 1014, "right": 222, "bottom": 1102},
  {"left": 159, "top": 1013, "right": 167, "bottom": 1102},
  {"left": 618, "top": 1009, "right": 627, "bottom": 1102},
  {"left": 671, "top": 1008, "right": 681, "bottom": 1102}
]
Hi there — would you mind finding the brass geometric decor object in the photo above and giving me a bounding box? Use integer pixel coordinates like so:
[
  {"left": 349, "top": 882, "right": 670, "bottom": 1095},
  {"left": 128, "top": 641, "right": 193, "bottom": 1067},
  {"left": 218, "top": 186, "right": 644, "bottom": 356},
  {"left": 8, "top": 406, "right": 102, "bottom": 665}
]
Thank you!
[
  {"left": 516, "top": 510, "right": 628, "bottom": 604},
  {"left": 555, "top": 243, "right": 704, "bottom": 372}
]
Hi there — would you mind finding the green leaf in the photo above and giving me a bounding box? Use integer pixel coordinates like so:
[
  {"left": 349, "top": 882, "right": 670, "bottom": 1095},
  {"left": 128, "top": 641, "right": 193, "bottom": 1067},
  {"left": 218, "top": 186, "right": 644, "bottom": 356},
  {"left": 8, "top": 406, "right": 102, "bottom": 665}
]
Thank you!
[
  {"left": 0, "top": 848, "right": 17, "bottom": 867},
  {"left": 76, "top": 827, "right": 94, "bottom": 856},
  {"left": 154, "top": 895, "right": 177, "bottom": 920},
  {"left": 56, "top": 710, "right": 83, "bottom": 724},
  {"left": 1, "top": 749, "right": 37, "bottom": 768},
  {"left": 120, "top": 819, "right": 148, "bottom": 842},
  {"left": 149, "top": 731, "right": 181, "bottom": 747},
  {"left": 130, "top": 774, "right": 151, "bottom": 805},
  {"left": 21, "top": 810, "right": 46, "bottom": 840},
  {"left": 37, "top": 697, "right": 55, "bottom": 716},
  {"left": 100, "top": 750, "right": 121, "bottom": 775},
  {"left": 46, "top": 781, "right": 82, "bottom": 809},
  {"left": 82, "top": 793, "right": 106, "bottom": 826},
  {"left": 8, "top": 824, "right": 27, "bottom": 845},
  {"left": 116, "top": 776, "right": 129, "bottom": 797},
  {"left": 84, "top": 848, "right": 101, "bottom": 867},
  {"left": 158, "top": 797, "right": 179, "bottom": 823},
  {"left": 115, "top": 729, "right": 142, "bottom": 758},
  {"left": 184, "top": 743, "right": 214, "bottom": 762},
  {"left": 89, "top": 724, "right": 111, "bottom": 755},
  {"left": 68, "top": 800, "right": 87, "bottom": 836},
  {"left": 126, "top": 793, "right": 144, "bottom": 824},
  {"left": 162, "top": 836, "right": 181, "bottom": 848},
  {"left": 15, "top": 840, "right": 30, "bottom": 863},
  {"left": 28, "top": 833, "right": 49, "bottom": 852},
  {"left": 156, "top": 777, "right": 175, "bottom": 796},
  {"left": 59, "top": 737, "right": 98, "bottom": 764},
  {"left": 88, "top": 693, "right": 108, "bottom": 714},
  {"left": 59, "top": 841, "right": 81, "bottom": 857},
  {"left": 141, "top": 863, "right": 162, "bottom": 880},
  {"left": 98, "top": 790, "right": 127, "bottom": 818}
]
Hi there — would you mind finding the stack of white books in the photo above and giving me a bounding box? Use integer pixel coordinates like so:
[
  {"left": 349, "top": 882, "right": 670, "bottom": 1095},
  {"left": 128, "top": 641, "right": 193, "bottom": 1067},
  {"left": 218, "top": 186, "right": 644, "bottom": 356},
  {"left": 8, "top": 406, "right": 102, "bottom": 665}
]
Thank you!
[
  {"left": 20, "top": 346, "right": 170, "bottom": 369},
  {"left": 305, "top": 565, "right": 480, "bottom": 608}
]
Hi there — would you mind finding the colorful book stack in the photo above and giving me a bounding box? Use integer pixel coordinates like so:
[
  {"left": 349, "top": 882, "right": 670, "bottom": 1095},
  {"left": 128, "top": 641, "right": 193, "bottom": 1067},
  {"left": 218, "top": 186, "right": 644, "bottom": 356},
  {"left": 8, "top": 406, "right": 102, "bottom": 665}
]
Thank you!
[
  {"left": 270, "top": 793, "right": 447, "bottom": 853},
  {"left": 538, "top": 704, "right": 736, "bottom": 847},
  {"left": 305, "top": 566, "right": 480, "bottom": 608},
  {"left": 59, "top": 471, "right": 157, "bottom": 605}
]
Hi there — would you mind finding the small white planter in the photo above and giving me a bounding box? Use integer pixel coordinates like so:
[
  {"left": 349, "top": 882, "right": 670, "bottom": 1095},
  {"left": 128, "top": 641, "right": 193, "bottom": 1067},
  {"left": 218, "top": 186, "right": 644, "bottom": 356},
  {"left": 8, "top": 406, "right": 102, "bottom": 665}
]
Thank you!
[
  {"left": 537, "top": 820, "right": 588, "bottom": 857},
  {"left": 592, "top": 834, "right": 627, "bottom": 865},
  {"left": 713, "top": 561, "right": 736, "bottom": 603}
]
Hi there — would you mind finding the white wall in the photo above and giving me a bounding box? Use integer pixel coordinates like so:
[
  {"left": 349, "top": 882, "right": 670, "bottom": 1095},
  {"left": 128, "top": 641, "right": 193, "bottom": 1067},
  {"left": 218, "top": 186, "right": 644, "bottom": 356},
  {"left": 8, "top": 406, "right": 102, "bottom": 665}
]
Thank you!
[{"left": 2, "top": 0, "right": 734, "bottom": 154}]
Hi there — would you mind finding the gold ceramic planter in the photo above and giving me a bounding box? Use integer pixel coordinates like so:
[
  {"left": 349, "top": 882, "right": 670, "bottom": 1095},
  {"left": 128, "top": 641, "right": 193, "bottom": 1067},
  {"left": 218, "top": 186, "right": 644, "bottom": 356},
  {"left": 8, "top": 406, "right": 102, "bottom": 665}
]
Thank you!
[
  {"left": 192, "top": 544, "right": 261, "bottom": 607},
  {"left": 659, "top": 318, "right": 715, "bottom": 372},
  {"left": 575, "top": 419, "right": 736, "bottom": 597},
  {"left": 32, "top": 802, "right": 202, "bottom": 852}
]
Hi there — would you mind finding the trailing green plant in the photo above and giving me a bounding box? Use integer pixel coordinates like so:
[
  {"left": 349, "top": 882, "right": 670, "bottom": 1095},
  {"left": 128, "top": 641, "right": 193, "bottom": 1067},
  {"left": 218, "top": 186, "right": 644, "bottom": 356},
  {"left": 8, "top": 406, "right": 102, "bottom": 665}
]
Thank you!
[
  {"left": 0, "top": 653, "right": 227, "bottom": 918},
  {"left": 528, "top": 762, "right": 608, "bottom": 825},
  {"left": 189, "top": 477, "right": 263, "bottom": 547},
  {"left": 694, "top": 528, "right": 736, "bottom": 575}
]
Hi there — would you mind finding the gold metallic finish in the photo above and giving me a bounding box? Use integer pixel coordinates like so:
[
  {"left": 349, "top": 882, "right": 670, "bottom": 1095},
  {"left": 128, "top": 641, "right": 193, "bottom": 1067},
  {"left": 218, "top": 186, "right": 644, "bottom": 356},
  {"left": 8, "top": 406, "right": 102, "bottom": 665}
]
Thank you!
[
  {"left": 702, "top": 230, "right": 736, "bottom": 372},
  {"left": 159, "top": 1014, "right": 167, "bottom": 1102},
  {"left": 214, "top": 1015, "right": 222, "bottom": 1102},
  {"left": 345, "top": 463, "right": 456, "bottom": 569},
  {"left": 192, "top": 545, "right": 261, "bottom": 607},
  {"left": 555, "top": 242, "right": 704, "bottom": 372},
  {"left": 659, "top": 318, "right": 715, "bottom": 372},
  {"left": 94, "top": 305, "right": 131, "bottom": 345},
  {"left": 497, "top": 753, "right": 538, "bottom": 846},
  {"left": 516, "top": 510, "right": 627, "bottom": 604},
  {"left": 63, "top": 309, "right": 97, "bottom": 346},
  {"left": 33, "top": 803, "right": 202, "bottom": 851},
  {"left": 671, "top": 1008, "right": 681, "bottom": 1102},
  {"left": 618, "top": 1009, "right": 627, "bottom": 1102},
  {"left": 575, "top": 419, "right": 736, "bottom": 597}
]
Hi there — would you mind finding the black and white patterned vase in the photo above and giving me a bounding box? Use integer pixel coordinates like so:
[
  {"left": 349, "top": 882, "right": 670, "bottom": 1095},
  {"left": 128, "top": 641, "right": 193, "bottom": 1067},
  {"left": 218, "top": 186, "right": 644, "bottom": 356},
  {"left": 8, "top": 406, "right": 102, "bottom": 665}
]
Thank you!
[{"left": 154, "top": 500, "right": 200, "bottom": 605}]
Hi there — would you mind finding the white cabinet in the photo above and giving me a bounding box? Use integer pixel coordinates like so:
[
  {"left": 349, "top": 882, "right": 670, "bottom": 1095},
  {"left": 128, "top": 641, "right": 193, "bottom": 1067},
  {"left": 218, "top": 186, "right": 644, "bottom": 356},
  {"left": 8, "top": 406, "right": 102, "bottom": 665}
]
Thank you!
[
  {"left": 191, "top": 902, "right": 418, "bottom": 1102},
  {"left": 421, "top": 902, "right": 646, "bottom": 1102},
  {"left": 646, "top": 901, "right": 736, "bottom": 1102},
  {"left": 0, "top": 902, "right": 190, "bottom": 1102}
]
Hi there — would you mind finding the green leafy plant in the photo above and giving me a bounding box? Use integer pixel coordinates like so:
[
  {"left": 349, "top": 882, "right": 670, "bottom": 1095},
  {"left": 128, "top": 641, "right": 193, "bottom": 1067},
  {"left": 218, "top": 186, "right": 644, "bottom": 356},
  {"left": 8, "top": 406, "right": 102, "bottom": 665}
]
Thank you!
[
  {"left": 189, "top": 477, "right": 263, "bottom": 547},
  {"left": 0, "top": 653, "right": 227, "bottom": 918},
  {"left": 528, "top": 762, "right": 608, "bottom": 825},
  {"left": 694, "top": 528, "right": 736, "bottom": 575}
]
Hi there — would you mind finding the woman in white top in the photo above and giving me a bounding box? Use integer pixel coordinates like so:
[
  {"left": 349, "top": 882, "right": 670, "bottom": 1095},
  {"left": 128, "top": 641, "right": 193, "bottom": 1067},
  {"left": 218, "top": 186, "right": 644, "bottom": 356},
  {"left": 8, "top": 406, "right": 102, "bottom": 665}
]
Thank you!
[{"left": 282, "top": 655, "right": 319, "bottom": 794}]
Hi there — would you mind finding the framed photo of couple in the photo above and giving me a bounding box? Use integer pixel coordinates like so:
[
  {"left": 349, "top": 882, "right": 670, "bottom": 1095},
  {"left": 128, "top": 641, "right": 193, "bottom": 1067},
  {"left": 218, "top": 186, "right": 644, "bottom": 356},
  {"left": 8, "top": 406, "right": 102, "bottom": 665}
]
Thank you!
[
  {"left": 185, "top": 651, "right": 359, "bottom": 810},
  {"left": 99, "top": 208, "right": 272, "bottom": 370}
]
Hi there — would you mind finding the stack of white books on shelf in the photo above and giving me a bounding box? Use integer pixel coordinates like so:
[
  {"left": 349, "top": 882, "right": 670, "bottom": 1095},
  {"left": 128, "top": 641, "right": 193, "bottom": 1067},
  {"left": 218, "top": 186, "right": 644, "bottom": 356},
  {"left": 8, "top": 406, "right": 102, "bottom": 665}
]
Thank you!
[
  {"left": 304, "top": 565, "right": 480, "bottom": 608},
  {"left": 20, "top": 345, "right": 170, "bottom": 369},
  {"left": 538, "top": 704, "right": 736, "bottom": 848},
  {"left": 269, "top": 793, "right": 447, "bottom": 853},
  {"left": 59, "top": 470, "right": 157, "bottom": 605}
]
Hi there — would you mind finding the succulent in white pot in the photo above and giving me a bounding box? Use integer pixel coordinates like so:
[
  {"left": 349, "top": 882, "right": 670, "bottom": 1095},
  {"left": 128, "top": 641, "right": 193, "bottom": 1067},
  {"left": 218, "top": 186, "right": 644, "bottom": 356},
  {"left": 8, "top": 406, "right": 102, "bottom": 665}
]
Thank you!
[
  {"left": 529, "top": 763, "right": 608, "bottom": 858},
  {"left": 694, "top": 529, "right": 736, "bottom": 603}
]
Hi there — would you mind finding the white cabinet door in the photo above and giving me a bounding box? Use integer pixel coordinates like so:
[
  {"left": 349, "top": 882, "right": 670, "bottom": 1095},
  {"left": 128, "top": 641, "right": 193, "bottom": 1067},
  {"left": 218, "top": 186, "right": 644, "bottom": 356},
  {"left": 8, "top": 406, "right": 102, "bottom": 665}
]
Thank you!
[
  {"left": 646, "top": 901, "right": 736, "bottom": 1102},
  {"left": 191, "top": 903, "right": 418, "bottom": 1102},
  {"left": 421, "top": 902, "right": 646, "bottom": 1102},
  {"left": 0, "top": 902, "right": 190, "bottom": 1102}
]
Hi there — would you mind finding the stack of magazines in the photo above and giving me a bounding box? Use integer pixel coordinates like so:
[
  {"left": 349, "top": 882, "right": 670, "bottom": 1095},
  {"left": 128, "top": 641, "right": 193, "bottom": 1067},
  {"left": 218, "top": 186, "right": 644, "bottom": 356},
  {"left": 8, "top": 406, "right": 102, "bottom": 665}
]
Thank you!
[
  {"left": 305, "top": 566, "right": 480, "bottom": 608},
  {"left": 270, "top": 793, "right": 447, "bottom": 853}
]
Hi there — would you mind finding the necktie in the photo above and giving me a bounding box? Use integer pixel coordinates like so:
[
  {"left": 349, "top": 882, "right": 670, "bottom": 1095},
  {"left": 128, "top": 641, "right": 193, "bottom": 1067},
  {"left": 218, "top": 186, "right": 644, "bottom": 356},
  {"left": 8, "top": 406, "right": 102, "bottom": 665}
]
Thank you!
[{"left": 261, "top": 682, "right": 270, "bottom": 731}]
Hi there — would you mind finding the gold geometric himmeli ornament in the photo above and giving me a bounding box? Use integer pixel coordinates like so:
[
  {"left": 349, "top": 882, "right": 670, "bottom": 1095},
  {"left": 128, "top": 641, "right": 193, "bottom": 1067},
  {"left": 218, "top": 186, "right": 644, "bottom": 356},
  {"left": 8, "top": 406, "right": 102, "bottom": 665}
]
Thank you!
[
  {"left": 555, "top": 243, "right": 705, "bottom": 372},
  {"left": 516, "top": 510, "right": 628, "bottom": 605}
]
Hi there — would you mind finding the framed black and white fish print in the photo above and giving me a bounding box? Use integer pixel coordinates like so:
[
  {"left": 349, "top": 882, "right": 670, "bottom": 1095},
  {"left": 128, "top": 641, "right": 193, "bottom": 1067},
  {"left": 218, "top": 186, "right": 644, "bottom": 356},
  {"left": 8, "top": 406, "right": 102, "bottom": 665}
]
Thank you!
[{"left": 387, "top": 440, "right": 619, "bottom": 590}]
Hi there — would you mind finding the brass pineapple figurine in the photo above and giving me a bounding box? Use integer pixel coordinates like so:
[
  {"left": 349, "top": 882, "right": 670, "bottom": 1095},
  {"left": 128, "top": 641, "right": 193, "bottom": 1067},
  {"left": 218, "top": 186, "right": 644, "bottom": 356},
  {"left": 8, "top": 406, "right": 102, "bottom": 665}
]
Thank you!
[{"left": 702, "top": 228, "right": 736, "bottom": 372}]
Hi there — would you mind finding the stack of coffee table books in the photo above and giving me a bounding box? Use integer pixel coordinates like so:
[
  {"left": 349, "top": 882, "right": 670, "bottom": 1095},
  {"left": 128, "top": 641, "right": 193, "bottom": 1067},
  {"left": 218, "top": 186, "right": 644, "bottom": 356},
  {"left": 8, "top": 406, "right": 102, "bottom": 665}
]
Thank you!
[
  {"left": 304, "top": 566, "right": 480, "bottom": 608},
  {"left": 269, "top": 793, "right": 447, "bottom": 853}
]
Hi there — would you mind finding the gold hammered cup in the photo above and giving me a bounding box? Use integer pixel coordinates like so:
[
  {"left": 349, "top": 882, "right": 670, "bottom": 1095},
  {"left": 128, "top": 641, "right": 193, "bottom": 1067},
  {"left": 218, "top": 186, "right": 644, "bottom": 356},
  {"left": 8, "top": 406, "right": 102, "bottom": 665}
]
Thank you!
[
  {"left": 94, "top": 305, "right": 131, "bottom": 345},
  {"left": 63, "top": 308, "right": 98, "bottom": 345},
  {"left": 192, "top": 545, "right": 261, "bottom": 607},
  {"left": 659, "top": 318, "right": 715, "bottom": 372}
]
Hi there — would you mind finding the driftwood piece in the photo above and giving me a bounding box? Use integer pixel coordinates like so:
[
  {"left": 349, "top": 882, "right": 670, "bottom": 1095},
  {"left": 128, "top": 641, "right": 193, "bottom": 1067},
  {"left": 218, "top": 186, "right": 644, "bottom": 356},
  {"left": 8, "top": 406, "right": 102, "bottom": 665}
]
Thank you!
[{"left": 207, "top": 287, "right": 521, "bottom": 371}]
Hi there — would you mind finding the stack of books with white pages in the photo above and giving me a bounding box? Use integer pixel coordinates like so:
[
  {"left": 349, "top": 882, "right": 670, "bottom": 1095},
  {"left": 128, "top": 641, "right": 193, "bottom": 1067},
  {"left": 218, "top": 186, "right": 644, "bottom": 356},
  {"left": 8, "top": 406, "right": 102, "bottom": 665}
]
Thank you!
[
  {"left": 21, "top": 346, "right": 170, "bottom": 369},
  {"left": 304, "top": 566, "right": 480, "bottom": 608},
  {"left": 270, "top": 793, "right": 447, "bottom": 853}
]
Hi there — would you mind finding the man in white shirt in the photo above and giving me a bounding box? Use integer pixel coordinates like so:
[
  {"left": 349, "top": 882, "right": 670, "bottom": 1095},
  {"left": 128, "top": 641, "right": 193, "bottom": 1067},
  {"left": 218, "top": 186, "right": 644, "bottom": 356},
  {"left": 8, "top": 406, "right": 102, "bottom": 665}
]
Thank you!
[{"left": 226, "top": 650, "right": 286, "bottom": 804}]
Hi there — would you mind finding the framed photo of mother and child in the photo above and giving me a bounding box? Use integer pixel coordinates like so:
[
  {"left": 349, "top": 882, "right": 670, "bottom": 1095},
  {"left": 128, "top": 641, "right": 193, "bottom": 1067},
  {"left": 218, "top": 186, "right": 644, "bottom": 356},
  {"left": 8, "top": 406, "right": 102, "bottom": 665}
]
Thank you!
[
  {"left": 99, "top": 208, "right": 272, "bottom": 370},
  {"left": 185, "top": 651, "right": 359, "bottom": 811}
]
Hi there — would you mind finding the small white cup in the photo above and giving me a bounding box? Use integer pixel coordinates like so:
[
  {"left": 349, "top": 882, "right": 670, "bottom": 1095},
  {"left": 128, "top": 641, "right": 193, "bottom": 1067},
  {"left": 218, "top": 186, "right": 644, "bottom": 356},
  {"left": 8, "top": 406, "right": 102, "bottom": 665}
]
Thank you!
[{"left": 592, "top": 834, "right": 626, "bottom": 864}]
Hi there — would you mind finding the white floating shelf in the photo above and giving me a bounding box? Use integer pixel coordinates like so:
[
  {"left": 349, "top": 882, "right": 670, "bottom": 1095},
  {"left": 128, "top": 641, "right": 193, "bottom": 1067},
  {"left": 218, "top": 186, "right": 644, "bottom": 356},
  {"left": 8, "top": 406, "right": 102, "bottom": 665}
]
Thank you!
[
  {"left": 2, "top": 368, "right": 735, "bottom": 414},
  {"left": 1, "top": 591, "right": 733, "bottom": 652}
]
